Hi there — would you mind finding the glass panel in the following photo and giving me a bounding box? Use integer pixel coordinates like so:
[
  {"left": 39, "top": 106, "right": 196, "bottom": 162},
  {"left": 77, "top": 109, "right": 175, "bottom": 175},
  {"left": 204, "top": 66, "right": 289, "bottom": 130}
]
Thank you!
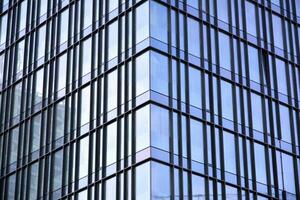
[
  {"left": 106, "top": 122, "right": 117, "bottom": 166},
  {"left": 39, "top": 0, "right": 48, "bottom": 17},
  {"left": 57, "top": 53, "right": 67, "bottom": 91},
  {"left": 13, "top": 82, "right": 22, "bottom": 118},
  {"left": 223, "top": 131, "right": 236, "bottom": 174},
  {"left": 275, "top": 58, "right": 287, "bottom": 95},
  {"left": 190, "top": 119, "right": 204, "bottom": 163},
  {"left": 219, "top": 32, "right": 231, "bottom": 71},
  {"left": 83, "top": 0, "right": 93, "bottom": 29},
  {"left": 80, "top": 86, "right": 90, "bottom": 126},
  {"left": 82, "top": 38, "right": 92, "bottom": 76},
  {"left": 187, "top": 0, "right": 198, "bottom": 9},
  {"left": 37, "top": 25, "right": 46, "bottom": 59},
  {"left": 107, "top": 69, "right": 118, "bottom": 111},
  {"left": 189, "top": 67, "right": 202, "bottom": 108},
  {"left": 105, "top": 177, "right": 116, "bottom": 200},
  {"left": 151, "top": 162, "right": 170, "bottom": 199},
  {"left": 248, "top": 45, "right": 260, "bottom": 83},
  {"left": 34, "top": 68, "right": 44, "bottom": 104},
  {"left": 8, "top": 128, "right": 19, "bottom": 164},
  {"left": 150, "top": 1, "right": 168, "bottom": 43},
  {"left": 136, "top": 2, "right": 149, "bottom": 44},
  {"left": 279, "top": 104, "right": 291, "bottom": 143},
  {"left": 251, "top": 93, "right": 263, "bottom": 132},
  {"left": 0, "top": 53, "right": 4, "bottom": 85},
  {"left": 31, "top": 114, "right": 41, "bottom": 153},
  {"left": 217, "top": 0, "right": 228, "bottom": 23},
  {"left": 151, "top": 105, "right": 169, "bottom": 152},
  {"left": 135, "top": 52, "right": 149, "bottom": 96},
  {"left": 52, "top": 149, "right": 63, "bottom": 191},
  {"left": 221, "top": 80, "right": 233, "bottom": 121},
  {"left": 0, "top": 14, "right": 8, "bottom": 45},
  {"left": 59, "top": 9, "right": 69, "bottom": 44},
  {"left": 187, "top": 17, "right": 200, "bottom": 57},
  {"left": 136, "top": 105, "right": 150, "bottom": 152},
  {"left": 15, "top": 40, "right": 25, "bottom": 76},
  {"left": 79, "top": 137, "right": 89, "bottom": 178},
  {"left": 108, "top": 21, "right": 118, "bottom": 61},
  {"left": 281, "top": 153, "right": 295, "bottom": 194},
  {"left": 192, "top": 175, "right": 205, "bottom": 199},
  {"left": 109, "top": 0, "right": 118, "bottom": 13},
  {"left": 7, "top": 174, "right": 16, "bottom": 200},
  {"left": 18, "top": 0, "right": 27, "bottom": 32},
  {"left": 54, "top": 100, "right": 65, "bottom": 140},
  {"left": 136, "top": 162, "right": 150, "bottom": 200},
  {"left": 151, "top": 51, "right": 168, "bottom": 96},
  {"left": 254, "top": 143, "right": 267, "bottom": 184},
  {"left": 272, "top": 14, "right": 283, "bottom": 49},
  {"left": 245, "top": 1, "right": 257, "bottom": 37},
  {"left": 28, "top": 162, "right": 39, "bottom": 200}
]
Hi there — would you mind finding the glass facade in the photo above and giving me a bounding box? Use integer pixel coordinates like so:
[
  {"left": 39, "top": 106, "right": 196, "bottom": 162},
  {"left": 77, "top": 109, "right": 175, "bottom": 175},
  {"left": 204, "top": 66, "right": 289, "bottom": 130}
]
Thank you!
[{"left": 0, "top": 0, "right": 300, "bottom": 200}]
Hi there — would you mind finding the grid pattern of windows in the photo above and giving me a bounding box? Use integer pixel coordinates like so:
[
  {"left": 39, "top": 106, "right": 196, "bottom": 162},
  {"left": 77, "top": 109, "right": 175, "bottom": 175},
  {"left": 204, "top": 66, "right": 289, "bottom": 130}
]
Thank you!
[{"left": 0, "top": 0, "right": 300, "bottom": 199}]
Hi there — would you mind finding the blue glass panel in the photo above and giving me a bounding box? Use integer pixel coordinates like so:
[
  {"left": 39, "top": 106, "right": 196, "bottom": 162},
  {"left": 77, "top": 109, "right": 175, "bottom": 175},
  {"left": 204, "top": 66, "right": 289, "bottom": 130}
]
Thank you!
[
  {"left": 189, "top": 67, "right": 202, "bottom": 109},
  {"left": 136, "top": 52, "right": 150, "bottom": 96},
  {"left": 251, "top": 93, "right": 263, "bottom": 132},
  {"left": 152, "top": 162, "right": 170, "bottom": 199},
  {"left": 219, "top": 32, "right": 231, "bottom": 71},
  {"left": 248, "top": 45, "right": 260, "bottom": 83},
  {"left": 151, "top": 51, "right": 169, "bottom": 96},
  {"left": 190, "top": 119, "right": 204, "bottom": 163},
  {"left": 151, "top": 105, "right": 169, "bottom": 152},
  {"left": 282, "top": 153, "right": 295, "bottom": 194},
  {"left": 275, "top": 58, "right": 287, "bottom": 95},
  {"left": 221, "top": 80, "right": 233, "bottom": 121},
  {"left": 279, "top": 104, "right": 291, "bottom": 143},
  {"left": 217, "top": 0, "right": 228, "bottom": 23},
  {"left": 187, "top": 17, "right": 200, "bottom": 57},
  {"left": 136, "top": 105, "right": 150, "bottom": 152},
  {"left": 136, "top": 162, "right": 150, "bottom": 200},
  {"left": 272, "top": 14, "right": 283, "bottom": 49},
  {"left": 136, "top": 2, "right": 149, "bottom": 44},
  {"left": 254, "top": 143, "right": 267, "bottom": 184},
  {"left": 151, "top": 1, "right": 168, "bottom": 43},
  {"left": 223, "top": 131, "right": 236, "bottom": 174},
  {"left": 245, "top": 1, "right": 257, "bottom": 37}
]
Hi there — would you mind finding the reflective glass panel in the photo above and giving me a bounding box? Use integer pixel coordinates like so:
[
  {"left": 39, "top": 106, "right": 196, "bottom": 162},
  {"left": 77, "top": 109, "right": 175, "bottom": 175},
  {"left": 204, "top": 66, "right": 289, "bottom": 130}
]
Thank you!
[
  {"left": 150, "top": 1, "right": 168, "bottom": 43},
  {"left": 136, "top": 105, "right": 150, "bottom": 152},
  {"left": 80, "top": 86, "right": 90, "bottom": 126},
  {"left": 107, "top": 69, "right": 118, "bottom": 111},
  {"left": 221, "top": 80, "right": 233, "bottom": 121},
  {"left": 151, "top": 51, "right": 168, "bottom": 96},
  {"left": 108, "top": 21, "right": 118, "bottom": 61},
  {"left": 187, "top": 17, "right": 200, "bottom": 57},
  {"left": 151, "top": 105, "right": 169, "bottom": 151},
  {"left": 136, "top": 2, "right": 149, "bottom": 44},
  {"left": 79, "top": 137, "right": 89, "bottom": 178},
  {"left": 106, "top": 122, "right": 117, "bottom": 166},
  {"left": 223, "top": 131, "right": 236, "bottom": 174},
  {"left": 219, "top": 32, "right": 231, "bottom": 71},
  {"left": 190, "top": 119, "right": 203, "bottom": 163},
  {"left": 189, "top": 67, "right": 201, "bottom": 109},
  {"left": 136, "top": 52, "right": 149, "bottom": 96},
  {"left": 152, "top": 162, "right": 170, "bottom": 199},
  {"left": 136, "top": 162, "right": 150, "bottom": 200}
]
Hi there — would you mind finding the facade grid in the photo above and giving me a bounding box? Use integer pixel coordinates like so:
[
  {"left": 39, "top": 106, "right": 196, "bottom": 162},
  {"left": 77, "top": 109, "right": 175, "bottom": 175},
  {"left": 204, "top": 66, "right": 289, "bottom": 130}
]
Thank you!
[{"left": 0, "top": 0, "right": 300, "bottom": 199}]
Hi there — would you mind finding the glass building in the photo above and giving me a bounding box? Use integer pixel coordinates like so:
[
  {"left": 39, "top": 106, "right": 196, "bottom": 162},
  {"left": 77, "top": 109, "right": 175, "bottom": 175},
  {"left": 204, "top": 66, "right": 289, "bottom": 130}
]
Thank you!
[{"left": 0, "top": 0, "right": 300, "bottom": 199}]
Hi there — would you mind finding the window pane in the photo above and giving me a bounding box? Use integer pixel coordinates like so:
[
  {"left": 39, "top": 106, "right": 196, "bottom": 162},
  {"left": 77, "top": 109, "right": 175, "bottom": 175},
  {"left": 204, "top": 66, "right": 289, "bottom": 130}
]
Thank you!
[
  {"left": 136, "top": 2, "right": 149, "bottom": 44},
  {"left": 251, "top": 93, "right": 263, "bottom": 132},
  {"left": 0, "top": 53, "right": 5, "bottom": 85},
  {"left": 279, "top": 104, "right": 291, "bottom": 143},
  {"left": 221, "top": 80, "right": 233, "bottom": 121},
  {"left": 248, "top": 45, "right": 260, "bottom": 83},
  {"left": 136, "top": 105, "right": 150, "bottom": 152},
  {"left": 79, "top": 137, "right": 89, "bottom": 178},
  {"left": 187, "top": 0, "right": 198, "bottom": 9},
  {"left": 7, "top": 174, "right": 16, "bottom": 200},
  {"left": 136, "top": 52, "right": 150, "bottom": 96},
  {"left": 37, "top": 25, "right": 46, "bottom": 59},
  {"left": 190, "top": 119, "right": 203, "bottom": 163},
  {"left": 107, "top": 70, "right": 118, "bottom": 111},
  {"left": 13, "top": 82, "right": 22, "bottom": 118},
  {"left": 82, "top": 38, "right": 92, "bottom": 76},
  {"left": 254, "top": 143, "right": 267, "bottom": 184},
  {"left": 109, "top": 0, "right": 118, "bottom": 13},
  {"left": 151, "top": 105, "right": 169, "bottom": 151},
  {"left": 282, "top": 153, "right": 295, "bottom": 193},
  {"left": 54, "top": 100, "right": 65, "bottom": 140},
  {"left": 80, "top": 86, "right": 90, "bottom": 126},
  {"left": 9, "top": 128, "right": 19, "bottom": 164},
  {"left": 28, "top": 163, "right": 39, "bottom": 200},
  {"left": 108, "top": 21, "right": 118, "bottom": 61},
  {"left": 151, "top": 51, "right": 168, "bottom": 96},
  {"left": 18, "top": 0, "right": 27, "bottom": 32},
  {"left": 223, "top": 131, "right": 236, "bottom": 174},
  {"left": 192, "top": 175, "right": 205, "bottom": 199},
  {"left": 245, "top": 1, "right": 257, "bottom": 37},
  {"left": 275, "top": 58, "right": 287, "bottom": 95},
  {"left": 15, "top": 40, "right": 25, "bottom": 76},
  {"left": 106, "top": 122, "right": 117, "bottom": 166},
  {"left": 52, "top": 149, "right": 63, "bottom": 191},
  {"left": 31, "top": 114, "right": 41, "bottom": 153},
  {"left": 217, "top": 0, "right": 228, "bottom": 23},
  {"left": 83, "top": 0, "right": 93, "bottom": 29},
  {"left": 150, "top": 2, "right": 168, "bottom": 43},
  {"left": 59, "top": 9, "right": 69, "bottom": 44},
  {"left": 57, "top": 53, "right": 67, "bottom": 91},
  {"left": 0, "top": 14, "right": 8, "bottom": 45},
  {"left": 105, "top": 177, "right": 116, "bottom": 200},
  {"left": 189, "top": 66, "right": 202, "bottom": 109},
  {"left": 136, "top": 162, "right": 150, "bottom": 200},
  {"left": 272, "top": 14, "right": 283, "bottom": 49},
  {"left": 219, "top": 32, "right": 231, "bottom": 71},
  {"left": 34, "top": 69, "right": 44, "bottom": 104},
  {"left": 187, "top": 17, "right": 200, "bottom": 57},
  {"left": 39, "top": 0, "right": 48, "bottom": 17},
  {"left": 152, "top": 162, "right": 170, "bottom": 199}
]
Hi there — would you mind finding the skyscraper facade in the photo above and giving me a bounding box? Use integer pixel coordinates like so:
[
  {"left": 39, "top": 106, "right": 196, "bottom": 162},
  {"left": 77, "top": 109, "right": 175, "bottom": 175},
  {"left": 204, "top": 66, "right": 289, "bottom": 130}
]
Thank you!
[{"left": 0, "top": 0, "right": 300, "bottom": 199}]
